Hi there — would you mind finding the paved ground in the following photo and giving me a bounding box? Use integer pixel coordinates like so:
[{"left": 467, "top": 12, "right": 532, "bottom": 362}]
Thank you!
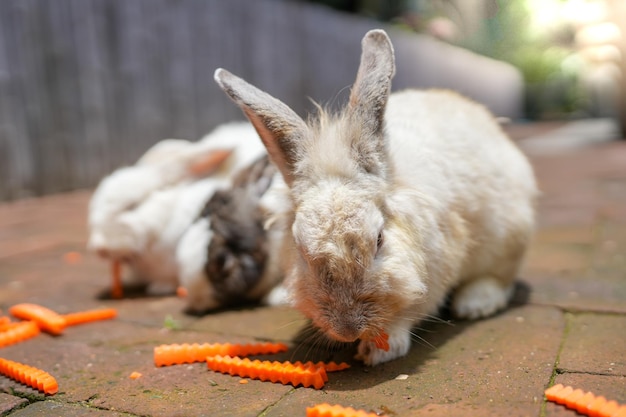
[{"left": 0, "top": 120, "right": 625, "bottom": 417}]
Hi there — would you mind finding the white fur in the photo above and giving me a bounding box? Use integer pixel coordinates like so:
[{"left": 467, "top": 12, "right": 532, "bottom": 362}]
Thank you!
[
  {"left": 214, "top": 30, "right": 538, "bottom": 366},
  {"left": 88, "top": 122, "right": 265, "bottom": 293}
]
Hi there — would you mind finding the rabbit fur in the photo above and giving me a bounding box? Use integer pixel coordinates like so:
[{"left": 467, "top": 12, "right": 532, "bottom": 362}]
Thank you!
[
  {"left": 214, "top": 29, "right": 538, "bottom": 365},
  {"left": 88, "top": 122, "right": 266, "bottom": 295},
  {"left": 177, "top": 155, "right": 285, "bottom": 313}
]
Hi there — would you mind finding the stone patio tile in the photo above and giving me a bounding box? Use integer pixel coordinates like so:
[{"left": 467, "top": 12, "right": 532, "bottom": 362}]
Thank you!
[
  {"left": 265, "top": 305, "right": 563, "bottom": 417},
  {"left": 558, "top": 313, "right": 626, "bottom": 376},
  {"left": 188, "top": 305, "right": 308, "bottom": 341},
  {"left": 0, "top": 393, "right": 28, "bottom": 416},
  {"left": 0, "top": 320, "right": 293, "bottom": 417},
  {"left": 8, "top": 401, "right": 134, "bottom": 416}
]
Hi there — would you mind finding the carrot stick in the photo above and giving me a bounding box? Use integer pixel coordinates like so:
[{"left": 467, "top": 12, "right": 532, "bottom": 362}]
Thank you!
[
  {"left": 154, "top": 342, "right": 289, "bottom": 367},
  {"left": 62, "top": 308, "right": 117, "bottom": 326},
  {"left": 205, "top": 355, "right": 327, "bottom": 390},
  {"left": 111, "top": 260, "right": 123, "bottom": 299},
  {"left": 0, "top": 357, "right": 58, "bottom": 395},
  {"left": 306, "top": 403, "right": 388, "bottom": 417},
  {"left": 292, "top": 361, "right": 350, "bottom": 373},
  {"left": 0, "top": 321, "right": 41, "bottom": 348},
  {"left": 372, "top": 332, "right": 389, "bottom": 351},
  {"left": 544, "top": 384, "right": 625, "bottom": 417},
  {"left": 8, "top": 303, "right": 66, "bottom": 335}
]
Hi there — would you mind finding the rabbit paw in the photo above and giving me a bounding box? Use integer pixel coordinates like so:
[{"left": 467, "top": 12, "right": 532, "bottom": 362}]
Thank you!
[
  {"left": 452, "top": 277, "right": 513, "bottom": 320},
  {"left": 355, "top": 328, "right": 411, "bottom": 366}
]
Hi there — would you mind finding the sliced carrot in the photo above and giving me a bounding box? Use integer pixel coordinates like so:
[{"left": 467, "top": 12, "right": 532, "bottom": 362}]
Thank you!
[
  {"left": 111, "top": 260, "right": 123, "bottom": 299},
  {"left": 600, "top": 401, "right": 621, "bottom": 417},
  {"left": 62, "top": 308, "right": 117, "bottom": 326},
  {"left": 612, "top": 406, "right": 626, "bottom": 417},
  {"left": 154, "top": 342, "right": 288, "bottom": 367},
  {"left": 129, "top": 371, "right": 142, "bottom": 380},
  {"left": 0, "top": 316, "right": 10, "bottom": 326},
  {"left": 8, "top": 303, "right": 66, "bottom": 335},
  {"left": 372, "top": 332, "right": 389, "bottom": 351},
  {"left": 575, "top": 392, "right": 597, "bottom": 414},
  {"left": 306, "top": 403, "right": 387, "bottom": 417},
  {"left": 206, "top": 355, "right": 327, "bottom": 390},
  {"left": 544, "top": 384, "right": 624, "bottom": 417},
  {"left": 292, "top": 361, "right": 350, "bottom": 374},
  {"left": 0, "top": 357, "right": 58, "bottom": 395},
  {"left": 176, "top": 286, "right": 188, "bottom": 298},
  {"left": 0, "top": 321, "right": 41, "bottom": 348},
  {"left": 588, "top": 396, "right": 608, "bottom": 417},
  {"left": 564, "top": 389, "right": 586, "bottom": 409},
  {"left": 545, "top": 383, "right": 565, "bottom": 402},
  {"left": 238, "top": 379, "right": 249, "bottom": 384},
  {"left": 62, "top": 251, "right": 82, "bottom": 265}
]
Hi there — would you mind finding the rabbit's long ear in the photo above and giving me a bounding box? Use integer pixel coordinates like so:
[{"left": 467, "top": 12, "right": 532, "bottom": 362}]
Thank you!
[
  {"left": 348, "top": 29, "right": 395, "bottom": 138},
  {"left": 214, "top": 69, "right": 307, "bottom": 186}
]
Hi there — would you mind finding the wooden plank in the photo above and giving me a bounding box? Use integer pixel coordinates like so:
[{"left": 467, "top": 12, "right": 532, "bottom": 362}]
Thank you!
[
  {"left": 0, "top": 1, "right": 36, "bottom": 200},
  {"left": 68, "top": 0, "right": 112, "bottom": 185}
]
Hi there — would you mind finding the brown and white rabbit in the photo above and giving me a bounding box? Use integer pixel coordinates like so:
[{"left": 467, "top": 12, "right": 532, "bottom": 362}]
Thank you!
[
  {"left": 87, "top": 122, "right": 265, "bottom": 295},
  {"left": 176, "top": 155, "right": 286, "bottom": 313},
  {"left": 214, "top": 29, "right": 538, "bottom": 365}
]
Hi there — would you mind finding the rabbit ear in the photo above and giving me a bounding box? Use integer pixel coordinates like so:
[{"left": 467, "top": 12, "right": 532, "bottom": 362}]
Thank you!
[
  {"left": 214, "top": 69, "right": 307, "bottom": 186},
  {"left": 348, "top": 29, "right": 395, "bottom": 137},
  {"left": 188, "top": 149, "right": 233, "bottom": 176}
]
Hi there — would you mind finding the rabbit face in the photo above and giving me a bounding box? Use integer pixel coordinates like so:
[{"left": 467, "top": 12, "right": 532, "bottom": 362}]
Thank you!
[{"left": 291, "top": 184, "right": 386, "bottom": 342}]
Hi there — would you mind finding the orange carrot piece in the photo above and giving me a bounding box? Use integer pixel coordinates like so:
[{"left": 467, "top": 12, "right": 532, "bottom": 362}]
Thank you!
[
  {"left": 306, "top": 403, "right": 388, "bottom": 417},
  {"left": 372, "top": 332, "right": 389, "bottom": 351},
  {"left": 0, "top": 357, "right": 58, "bottom": 395},
  {"left": 613, "top": 406, "right": 626, "bottom": 417},
  {"left": 564, "top": 389, "right": 586, "bottom": 409},
  {"left": 129, "top": 371, "right": 142, "bottom": 380},
  {"left": 62, "top": 251, "right": 82, "bottom": 265},
  {"left": 62, "top": 308, "right": 117, "bottom": 326},
  {"left": 8, "top": 303, "right": 66, "bottom": 335},
  {"left": 0, "top": 321, "right": 41, "bottom": 348},
  {"left": 176, "top": 286, "right": 188, "bottom": 298},
  {"left": 576, "top": 392, "right": 597, "bottom": 414},
  {"left": 588, "top": 397, "right": 608, "bottom": 417},
  {"left": 0, "top": 316, "right": 10, "bottom": 326},
  {"left": 600, "top": 401, "right": 621, "bottom": 417},
  {"left": 154, "top": 342, "right": 288, "bottom": 367},
  {"left": 545, "top": 383, "right": 565, "bottom": 402},
  {"left": 206, "top": 355, "right": 327, "bottom": 390},
  {"left": 111, "top": 260, "right": 123, "bottom": 299},
  {"left": 544, "top": 384, "right": 624, "bottom": 417},
  {"left": 291, "top": 361, "right": 350, "bottom": 377}
]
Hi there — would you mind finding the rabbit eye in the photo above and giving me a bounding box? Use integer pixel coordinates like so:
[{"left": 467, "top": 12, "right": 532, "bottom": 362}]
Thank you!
[{"left": 376, "top": 231, "right": 384, "bottom": 252}]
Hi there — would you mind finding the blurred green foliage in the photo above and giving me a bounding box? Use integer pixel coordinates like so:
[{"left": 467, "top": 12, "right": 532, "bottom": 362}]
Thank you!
[{"left": 303, "top": 0, "right": 587, "bottom": 119}]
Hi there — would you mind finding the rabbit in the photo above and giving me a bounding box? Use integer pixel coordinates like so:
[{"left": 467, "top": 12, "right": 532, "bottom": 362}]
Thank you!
[
  {"left": 176, "top": 154, "right": 286, "bottom": 313},
  {"left": 87, "top": 121, "right": 266, "bottom": 295},
  {"left": 213, "top": 29, "right": 538, "bottom": 366}
]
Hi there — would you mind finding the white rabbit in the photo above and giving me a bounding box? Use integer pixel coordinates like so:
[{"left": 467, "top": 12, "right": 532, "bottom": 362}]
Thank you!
[
  {"left": 214, "top": 29, "right": 538, "bottom": 365},
  {"left": 87, "top": 122, "right": 265, "bottom": 295}
]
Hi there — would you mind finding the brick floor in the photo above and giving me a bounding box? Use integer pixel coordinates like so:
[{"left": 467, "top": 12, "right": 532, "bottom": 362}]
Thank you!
[{"left": 0, "top": 121, "right": 625, "bottom": 416}]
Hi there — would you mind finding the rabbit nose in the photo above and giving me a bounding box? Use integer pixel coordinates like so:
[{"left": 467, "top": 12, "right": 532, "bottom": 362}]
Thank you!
[{"left": 326, "top": 319, "right": 365, "bottom": 343}]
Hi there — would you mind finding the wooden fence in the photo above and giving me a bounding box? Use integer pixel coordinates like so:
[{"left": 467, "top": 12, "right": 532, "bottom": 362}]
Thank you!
[{"left": 0, "top": 0, "right": 523, "bottom": 201}]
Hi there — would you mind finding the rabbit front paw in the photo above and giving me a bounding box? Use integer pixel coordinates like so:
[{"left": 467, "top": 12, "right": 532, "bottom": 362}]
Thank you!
[{"left": 355, "top": 328, "right": 411, "bottom": 366}]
